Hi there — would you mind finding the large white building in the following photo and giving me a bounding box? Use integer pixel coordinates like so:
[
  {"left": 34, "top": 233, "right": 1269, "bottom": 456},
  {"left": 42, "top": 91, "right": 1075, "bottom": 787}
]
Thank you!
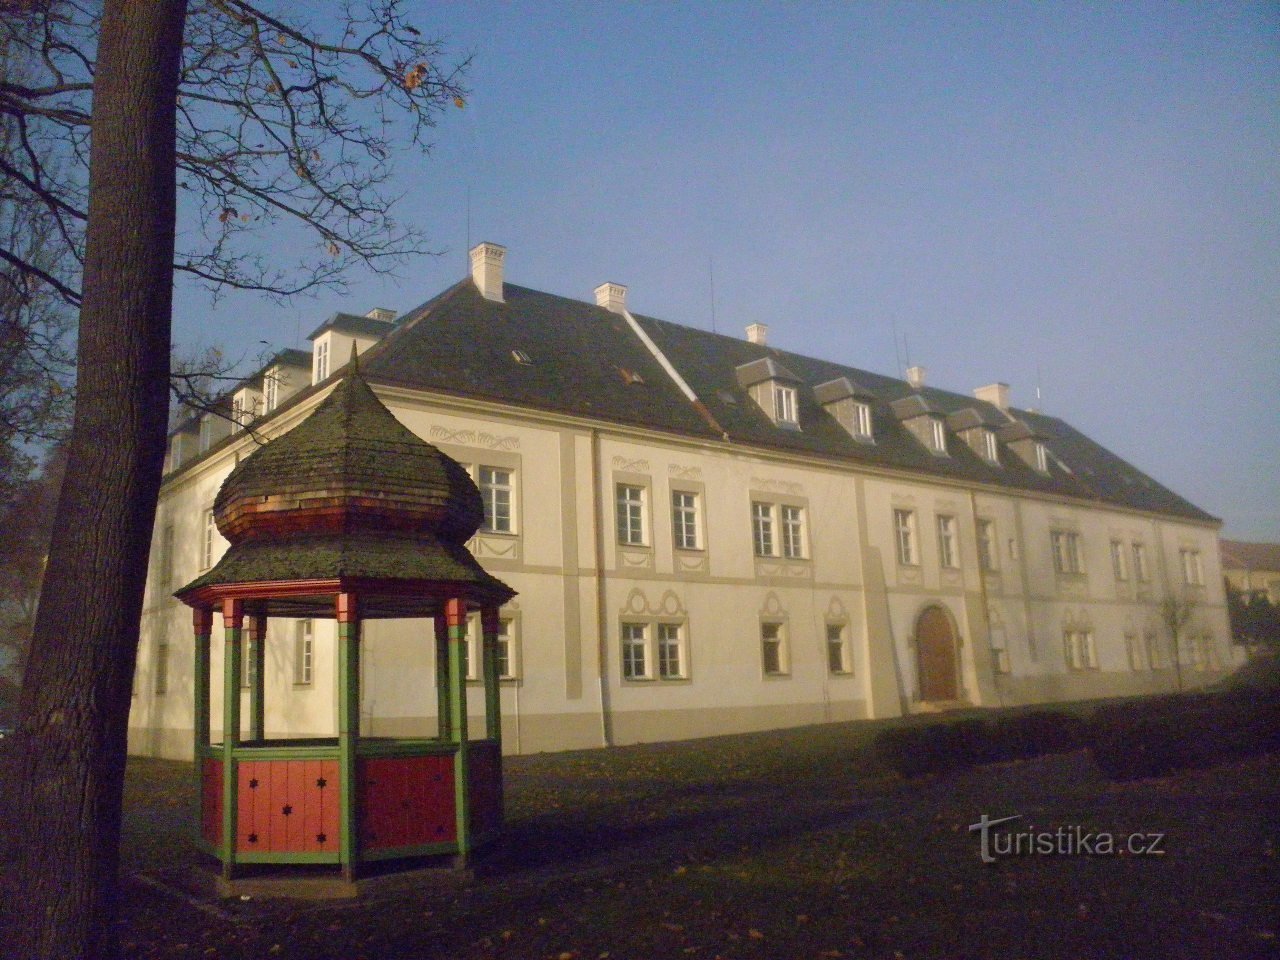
[{"left": 129, "top": 243, "right": 1234, "bottom": 758}]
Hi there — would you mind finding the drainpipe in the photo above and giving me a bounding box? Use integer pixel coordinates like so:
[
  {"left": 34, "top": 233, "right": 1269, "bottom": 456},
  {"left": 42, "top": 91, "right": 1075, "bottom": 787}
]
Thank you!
[
  {"left": 590, "top": 428, "right": 613, "bottom": 746},
  {"left": 969, "top": 490, "right": 1003, "bottom": 708}
]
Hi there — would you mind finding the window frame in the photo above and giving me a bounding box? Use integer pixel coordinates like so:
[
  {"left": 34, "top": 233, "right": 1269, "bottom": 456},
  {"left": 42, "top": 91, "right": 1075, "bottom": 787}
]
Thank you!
[
  {"left": 773, "top": 383, "right": 798, "bottom": 425},
  {"left": 936, "top": 514, "right": 959, "bottom": 569},
  {"left": 478, "top": 465, "right": 515, "bottom": 534},
  {"left": 1132, "top": 542, "right": 1150, "bottom": 582},
  {"left": 294, "top": 619, "right": 315, "bottom": 686},
  {"left": 929, "top": 417, "right": 947, "bottom": 454},
  {"left": 981, "top": 429, "right": 999, "bottom": 463},
  {"left": 621, "top": 621, "right": 650, "bottom": 680},
  {"left": 1050, "top": 529, "right": 1083, "bottom": 575},
  {"left": 1110, "top": 539, "right": 1129, "bottom": 581},
  {"left": 616, "top": 483, "right": 648, "bottom": 547},
  {"left": 1125, "top": 631, "right": 1147, "bottom": 671},
  {"left": 671, "top": 489, "right": 701, "bottom": 551},
  {"left": 976, "top": 519, "right": 997, "bottom": 572},
  {"left": 656, "top": 622, "right": 686, "bottom": 680},
  {"left": 853, "top": 401, "right": 873, "bottom": 440},
  {"left": 264, "top": 369, "right": 279, "bottom": 412},
  {"left": 760, "top": 620, "right": 789, "bottom": 677},
  {"left": 780, "top": 504, "right": 806, "bottom": 559},
  {"left": 315, "top": 338, "right": 330, "bottom": 382},
  {"left": 1180, "top": 548, "right": 1204, "bottom": 586},
  {"left": 893, "top": 508, "right": 918, "bottom": 566},
  {"left": 751, "top": 501, "right": 775, "bottom": 557},
  {"left": 1063, "top": 629, "right": 1097, "bottom": 671},
  {"left": 826, "top": 621, "right": 852, "bottom": 675},
  {"left": 1034, "top": 442, "right": 1049, "bottom": 473}
]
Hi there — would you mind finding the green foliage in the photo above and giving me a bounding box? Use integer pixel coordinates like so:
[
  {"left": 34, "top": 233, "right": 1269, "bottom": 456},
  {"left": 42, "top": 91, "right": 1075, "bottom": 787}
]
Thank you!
[
  {"left": 872, "top": 710, "right": 1088, "bottom": 778},
  {"left": 1088, "top": 691, "right": 1280, "bottom": 781},
  {"left": 1226, "top": 579, "right": 1280, "bottom": 650}
]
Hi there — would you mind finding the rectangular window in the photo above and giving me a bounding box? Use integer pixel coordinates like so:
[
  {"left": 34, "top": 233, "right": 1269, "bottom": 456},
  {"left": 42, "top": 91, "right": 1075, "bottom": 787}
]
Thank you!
[
  {"left": 154, "top": 632, "right": 169, "bottom": 695},
  {"left": 199, "top": 417, "right": 214, "bottom": 453},
  {"left": 265, "top": 370, "right": 279, "bottom": 412},
  {"left": 621, "top": 622, "right": 649, "bottom": 680},
  {"left": 616, "top": 484, "right": 646, "bottom": 546},
  {"left": 853, "top": 402, "right": 873, "bottom": 440},
  {"left": 1132, "top": 542, "right": 1150, "bottom": 582},
  {"left": 981, "top": 430, "right": 999, "bottom": 463},
  {"left": 495, "top": 618, "right": 516, "bottom": 680},
  {"left": 773, "top": 384, "right": 797, "bottom": 424},
  {"left": 930, "top": 418, "right": 947, "bottom": 453},
  {"left": 671, "top": 490, "right": 700, "bottom": 550},
  {"left": 1194, "top": 634, "right": 1219, "bottom": 671},
  {"left": 781, "top": 505, "right": 805, "bottom": 559},
  {"left": 761, "top": 622, "right": 787, "bottom": 676},
  {"left": 1034, "top": 442, "right": 1049, "bottom": 473},
  {"left": 977, "top": 519, "right": 997, "bottom": 572},
  {"left": 202, "top": 508, "right": 216, "bottom": 570},
  {"left": 158, "top": 523, "right": 175, "bottom": 592},
  {"left": 459, "top": 616, "right": 481, "bottom": 682},
  {"left": 936, "top": 515, "right": 958, "bottom": 569},
  {"left": 316, "top": 340, "right": 329, "bottom": 382},
  {"left": 1064, "top": 630, "right": 1097, "bottom": 670},
  {"left": 827, "top": 623, "right": 850, "bottom": 674},
  {"left": 1125, "top": 632, "right": 1147, "bottom": 671},
  {"left": 893, "top": 508, "right": 918, "bottom": 565},
  {"left": 752, "top": 501, "right": 775, "bottom": 557},
  {"left": 657, "top": 623, "right": 685, "bottom": 679},
  {"left": 294, "top": 620, "right": 314, "bottom": 685},
  {"left": 241, "top": 637, "right": 253, "bottom": 689},
  {"left": 1110, "top": 540, "right": 1128, "bottom": 581},
  {"left": 1145, "top": 629, "right": 1165, "bottom": 668},
  {"left": 989, "top": 625, "right": 1011, "bottom": 674},
  {"left": 479, "top": 466, "right": 513, "bottom": 533},
  {"left": 1050, "top": 530, "right": 1082, "bottom": 574},
  {"left": 1180, "top": 549, "right": 1204, "bottom": 586}
]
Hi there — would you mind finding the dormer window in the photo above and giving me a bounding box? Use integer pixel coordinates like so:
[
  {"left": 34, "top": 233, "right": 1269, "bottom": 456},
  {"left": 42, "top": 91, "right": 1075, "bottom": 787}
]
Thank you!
[
  {"left": 1035, "top": 442, "right": 1048, "bottom": 473},
  {"left": 981, "top": 430, "right": 999, "bottom": 463},
  {"left": 315, "top": 339, "right": 330, "bottom": 382},
  {"left": 773, "top": 384, "right": 797, "bottom": 425},
  {"left": 814, "top": 376, "right": 875, "bottom": 443},
  {"left": 853, "top": 402, "right": 872, "bottom": 440},
  {"left": 511, "top": 349, "right": 532, "bottom": 365},
  {"left": 264, "top": 371, "right": 279, "bottom": 412},
  {"left": 929, "top": 418, "right": 947, "bottom": 454}
]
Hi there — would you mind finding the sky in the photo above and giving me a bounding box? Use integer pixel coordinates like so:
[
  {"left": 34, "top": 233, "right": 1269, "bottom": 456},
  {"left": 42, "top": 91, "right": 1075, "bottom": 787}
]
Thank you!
[{"left": 171, "top": 1, "right": 1280, "bottom": 541}]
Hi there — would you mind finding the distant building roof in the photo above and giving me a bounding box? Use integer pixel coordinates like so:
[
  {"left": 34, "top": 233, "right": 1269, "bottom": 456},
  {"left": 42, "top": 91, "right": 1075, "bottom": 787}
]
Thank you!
[{"left": 1220, "top": 540, "right": 1280, "bottom": 573}]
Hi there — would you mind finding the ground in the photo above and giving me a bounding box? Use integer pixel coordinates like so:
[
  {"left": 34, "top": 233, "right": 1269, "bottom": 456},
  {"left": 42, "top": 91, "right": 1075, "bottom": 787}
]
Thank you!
[{"left": 2, "top": 718, "right": 1276, "bottom": 959}]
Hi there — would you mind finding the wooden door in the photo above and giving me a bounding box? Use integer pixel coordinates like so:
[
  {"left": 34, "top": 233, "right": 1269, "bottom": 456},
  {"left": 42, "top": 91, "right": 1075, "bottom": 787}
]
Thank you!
[{"left": 916, "top": 606, "right": 958, "bottom": 701}]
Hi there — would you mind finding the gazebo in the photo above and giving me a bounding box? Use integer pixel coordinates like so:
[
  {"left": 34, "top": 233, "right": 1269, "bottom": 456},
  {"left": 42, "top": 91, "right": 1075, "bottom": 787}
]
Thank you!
[{"left": 176, "top": 358, "right": 515, "bottom": 882}]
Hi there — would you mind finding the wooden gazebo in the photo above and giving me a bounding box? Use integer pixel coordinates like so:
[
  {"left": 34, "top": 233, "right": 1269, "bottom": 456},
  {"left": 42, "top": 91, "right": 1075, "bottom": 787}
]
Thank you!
[{"left": 176, "top": 360, "right": 515, "bottom": 882}]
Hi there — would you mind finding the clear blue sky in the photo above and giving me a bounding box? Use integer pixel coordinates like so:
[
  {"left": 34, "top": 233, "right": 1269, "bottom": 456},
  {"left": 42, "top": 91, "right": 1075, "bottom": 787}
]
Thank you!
[{"left": 172, "top": 1, "right": 1280, "bottom": 541}]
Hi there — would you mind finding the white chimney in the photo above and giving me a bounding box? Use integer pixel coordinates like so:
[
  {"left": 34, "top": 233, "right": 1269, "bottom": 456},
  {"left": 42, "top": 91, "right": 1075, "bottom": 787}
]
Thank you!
[
  {"left": 746, "top": 323, "right": 768, "bottom": 345},
  {"left": 365, "top": 307, "right": 396, "bottom": 323},
  {"left": 469, "top": 242, "right": 506, "bottom": 302},
  {"left": 594, "top": 282, "right": 627, "bottom": 314},
  {"left": 906, "top": 365, "right": 926, "bottom": 389},
  {"left": 974, "top": 382, "right": 1010, "bottom": 412}
]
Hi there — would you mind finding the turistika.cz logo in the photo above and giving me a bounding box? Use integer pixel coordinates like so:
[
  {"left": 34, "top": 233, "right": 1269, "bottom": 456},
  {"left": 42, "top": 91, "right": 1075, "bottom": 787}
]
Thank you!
[{"left": 968, "top": 814, "right": 1166, "bottom": 864}]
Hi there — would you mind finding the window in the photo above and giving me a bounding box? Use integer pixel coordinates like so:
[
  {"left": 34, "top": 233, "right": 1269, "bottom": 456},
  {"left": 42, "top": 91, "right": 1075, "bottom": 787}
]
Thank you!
[
  {"left": 479, "top": 466, "right": 513, "bottom": 533},
  {"left": 621, "top": 622, "right": 649, "bottom": 680},
  {"left": 761, "top": 622, "right": 787, "bottom": 676},
  {"left": 752, "top": 501, "right": 774, "bottom": 557},
  {"left": 1194, "top": 634, "right": 1219, "bottom": 671},
  {"left": 981, "top": 429, "right": 999, "bottom": 463},
  {"left": 1050, "top": 530, "right": 1082, "bottom": 574},
  {"left": 936, "top": 515, "right": 958, "bottom": 569},
  {"left": 1180, "top": 549, "right": 1204, "bottom": 586},
  {"left": 294, "top": 620, "right": 314, "bottom": 685},
  {"left": 827, "top": 623, "right": 851, "bottom": 674},
  {"left": 671, "top": 490, "right": 700, "bottom": 550},
  {"left": 989, "top": 625, "right": 1010, "bottom": 674},
  {"left": 240, "top": 636, "right": 253, "bottom": 689},
  {"left": 773, "top": 384, "right": 798, "bottom": 425},
  {"left": 1110, "top": 540, "right": 1128, "bottom": 581},
  {"left": 929, "top": 418, "right": 947, "bottom": 454},
  {"left": 657, "top": 623, "right": 685, "bottom": 679},
  {"left": 154, "top": 631, "right": 169, "bottom": 695},
  {"left": 1063, "top": 630, "right": 1097, "bottom": 670},
  {"left": 315, "top": 339, "right": 330, "bottom": 382},
  {"left": 201, "top": 508, "right": 216, "bottom": 570},
  {"left": 853, "top": 402, "right": 873, "bottom": 440},
  {"left": 1132, "top": 542, "right": 1150, "bottom": 582},
  {"left": 616, "top": 484, "right": 646, "bottom": 546},
  {"left": 494, "top": 618, "right": 516, "bottom": 680},
  {"left": 893, "top": 508, "right": 918, "bottom": 565},
  {"left": 264, "top": 370, "right": 279, "bottom": 412},
  {"left": 1145, "top": 629, "right": 1165, "bottom": 668},
  {"left": 781, "top": 505, "right": 805, "bottom": 559},
  {"left": 1034, "top": 442, "right": 1049, "bottom": 473},
  {"left": 1125, "top": 632, "right": 1147, "bottom": 671},
  {"left": 158, "top": 523, "right": 175, "bottom": 592},
  {"left": 976, "top": 519, "right": 997, "bottom": 572},
  {"left": 199, "top": 417, "right": 214, "bottom": 453}
]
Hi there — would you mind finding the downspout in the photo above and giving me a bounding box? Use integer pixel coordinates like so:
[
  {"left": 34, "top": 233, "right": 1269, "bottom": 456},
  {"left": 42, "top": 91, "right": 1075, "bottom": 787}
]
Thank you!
[
  {"left": 591, "top": 427, "right": 613, "bottom": 746},
  {"left": 970, "top": 490, "right": 1003, "bottom": 707}
]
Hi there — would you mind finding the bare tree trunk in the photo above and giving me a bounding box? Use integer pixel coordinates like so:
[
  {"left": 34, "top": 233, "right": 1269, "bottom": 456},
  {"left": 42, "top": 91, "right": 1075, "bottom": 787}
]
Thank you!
[{"left": 13, "top": 3, "right": 186, "bottom": 958}]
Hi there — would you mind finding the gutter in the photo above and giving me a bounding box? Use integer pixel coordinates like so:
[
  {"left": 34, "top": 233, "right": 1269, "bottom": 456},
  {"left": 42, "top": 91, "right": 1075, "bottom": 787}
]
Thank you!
[{"left": 621, "top": 309, "right": 729, "bottom": 440}]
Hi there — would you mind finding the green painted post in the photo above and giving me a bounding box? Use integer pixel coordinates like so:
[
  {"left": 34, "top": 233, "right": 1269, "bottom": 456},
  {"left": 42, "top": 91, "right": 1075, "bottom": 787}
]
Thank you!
[
  {"left": 192, "top": 607, "right": 212, "bottom": 848},
  {"left": 337, "top": 592, "right": 361, "bottom": 883},
  {"left": 482, "top": 606, "right": 501, "bottom": 742},
  {"left": 248, "top": 614, "right": 266, "bottom": 742},
  {"left": 221, "top": 599, "right": 243, "bottom": 880},
  {"left": 434, "top": 613, "right": 450, "bottom": 740},
  {"left": 447, "top": 598, "right": 471, "bottom": 862}
]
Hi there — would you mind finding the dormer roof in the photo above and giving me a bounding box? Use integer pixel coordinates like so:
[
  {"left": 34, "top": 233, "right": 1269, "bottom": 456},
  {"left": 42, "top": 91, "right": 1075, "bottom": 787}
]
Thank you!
[
  {"left": 813, "top": 376, "right": 875, "bottom": 405},
  {"left": 734, "top": 357, "right": 801, "bottom": 389},
  {"left": 889, "top": 394, "right": 944, "bottom": 420},
  {"left": 998, "top": 419, "right": 1042, "bottom": 443},
  {"left": 947, "top": 406, "right": 1004, "bottom": 432},
  {"left": 306, "top": 312, "right": 397, "bottom": 341}
]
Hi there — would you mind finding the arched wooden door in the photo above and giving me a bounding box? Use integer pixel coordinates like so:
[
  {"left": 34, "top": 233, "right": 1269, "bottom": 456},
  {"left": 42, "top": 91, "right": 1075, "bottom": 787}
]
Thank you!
[{"left": 916, "top": 605, "right": 958, "bottom": 701}]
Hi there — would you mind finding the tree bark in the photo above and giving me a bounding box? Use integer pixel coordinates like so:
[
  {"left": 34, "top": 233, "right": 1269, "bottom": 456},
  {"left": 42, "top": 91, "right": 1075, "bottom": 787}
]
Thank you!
[{"left": 13, "top": 3, "right": 187, "bottom": 958}]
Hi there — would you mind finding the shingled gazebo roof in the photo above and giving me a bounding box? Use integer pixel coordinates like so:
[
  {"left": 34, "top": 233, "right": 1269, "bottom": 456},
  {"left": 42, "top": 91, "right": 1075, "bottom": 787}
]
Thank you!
[{"left": 176, "top": 359, "right": 515, "bottom": 619}]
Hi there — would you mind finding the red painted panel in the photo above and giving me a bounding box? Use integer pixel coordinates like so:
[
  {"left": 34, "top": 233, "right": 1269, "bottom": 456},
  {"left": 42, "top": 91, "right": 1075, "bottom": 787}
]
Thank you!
[
  {"left": 359, "top": 754, "right": 457, "bottom": 851},
  {"left": 424, "top": 753, "right": 456, "bottom": 844},
  {"left": 237, "top": 761, "right": 258, "bottom": 851},
  {"left": 267, "top": 759, "right": 291, "bottom": 851},
  {"left": 202, "top": 758, "right": 223, "bottom": 846},
  {"left": 319, "top": 760, "right": 339, "bottom": 850},
  {"left": 468, "top": 742, "right": 503, "bottom": 836}
]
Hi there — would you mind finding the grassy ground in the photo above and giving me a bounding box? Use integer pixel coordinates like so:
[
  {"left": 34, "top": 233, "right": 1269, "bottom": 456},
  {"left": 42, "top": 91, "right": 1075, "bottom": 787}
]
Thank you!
[{"left": 4, "top": 716, "right": 1278, "bottom": 960}]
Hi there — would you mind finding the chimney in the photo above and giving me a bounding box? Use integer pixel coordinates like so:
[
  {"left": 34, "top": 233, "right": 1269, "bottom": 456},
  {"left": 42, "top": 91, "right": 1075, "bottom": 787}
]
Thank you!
[
  {"left": 365, "top": 307, "right": 396, "bottom": 323},
  {"left": 974, "top": 382, "right": 1010, "bottom": 412},
  {"left": 906, "top": 365, "right": 926, "bottom": 389},
  {"left": 745, "top": 323, "right": 768, "bottom": 345},
  {"left": 594, "top": 282, "right": 627, "bottom": 314},
  {"left": 469, "top": 242, "right": 506, "bottom": 302}
]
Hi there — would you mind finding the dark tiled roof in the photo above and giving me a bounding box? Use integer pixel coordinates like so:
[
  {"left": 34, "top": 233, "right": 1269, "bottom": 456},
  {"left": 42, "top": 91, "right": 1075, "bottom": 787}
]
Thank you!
[
  {"left": 235, "top": 279, "right": 1217, "bottom": 525},
  {"left": 735, "top": 357, "right": 801, "bottom": 388},
  {"left": 814, "top": 376, "right": 874, "bottom": 404},
  {"left": 890, "top": 394, "right": 944, "bottom": 420},
  {"left": 1219, "top": 540, "right": 1280, "bottom": 572},
  {"left": 947, "top": 407, "right": 1003, "bottom": 432}
]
